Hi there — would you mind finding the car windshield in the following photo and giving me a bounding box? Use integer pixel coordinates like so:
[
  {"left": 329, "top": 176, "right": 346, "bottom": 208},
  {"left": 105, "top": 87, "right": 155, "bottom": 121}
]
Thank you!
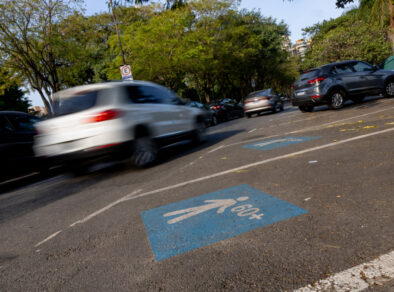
[
  {"left": 298, "top": 69, "right": 320, "bottom": 81},
  {"left": 247, "top": 89, "right": 271, "bottom": 98},
  {"left": 53, "top": 91, "right": 98, "bottom": 116}
]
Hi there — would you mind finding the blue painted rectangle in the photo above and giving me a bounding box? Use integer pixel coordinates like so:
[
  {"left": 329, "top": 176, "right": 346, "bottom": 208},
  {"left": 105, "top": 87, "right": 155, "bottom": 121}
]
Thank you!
[
  {"left": 141, "top": 185, "right": 307, "bottom": 261},
  {"left": 242, "top": 136, "right": 318, "bottom": 151}
]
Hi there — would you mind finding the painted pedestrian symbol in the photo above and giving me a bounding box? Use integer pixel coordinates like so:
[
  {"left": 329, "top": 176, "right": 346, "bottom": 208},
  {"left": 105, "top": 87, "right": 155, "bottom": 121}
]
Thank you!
[
  {"left": 164, "top": 196, "right": 249, "bottom": 224},
  {"left": 243, "top": 136, "right": 318, "bottom": 151},
  {"left": 142, "top": 185, "right": 308, "bottom": 261}
]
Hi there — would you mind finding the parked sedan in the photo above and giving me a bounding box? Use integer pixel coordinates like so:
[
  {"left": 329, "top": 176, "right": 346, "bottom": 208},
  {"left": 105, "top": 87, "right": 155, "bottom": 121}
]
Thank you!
[
  {"left": 0, "top": 111, "right": 42, "bottom": 182},
  {"left": 186, "top": 101, "right": 218, "bottom": 126},
  {"left": 209, "top": 99, "right": 244, "bottom": 122},
  {"left": 243, "top": 89, "right": 284, "bottom": 118}
]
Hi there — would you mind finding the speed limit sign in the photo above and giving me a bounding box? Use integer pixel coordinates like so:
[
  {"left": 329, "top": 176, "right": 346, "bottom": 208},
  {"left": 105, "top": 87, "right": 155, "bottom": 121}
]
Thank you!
[{"left": 120, "top": 65, "right": 133, "bottom": 80}]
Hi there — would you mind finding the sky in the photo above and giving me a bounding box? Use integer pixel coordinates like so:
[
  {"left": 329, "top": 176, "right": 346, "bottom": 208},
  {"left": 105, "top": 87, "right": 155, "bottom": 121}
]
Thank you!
[{"left": 29, "top": 0, "right": 352, "bottom": 106}]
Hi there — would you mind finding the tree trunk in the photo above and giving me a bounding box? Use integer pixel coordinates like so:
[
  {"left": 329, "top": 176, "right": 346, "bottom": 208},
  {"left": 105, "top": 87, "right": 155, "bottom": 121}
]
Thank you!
[{"left": 390, "top": 1, "right": 394, "bottom": 52}]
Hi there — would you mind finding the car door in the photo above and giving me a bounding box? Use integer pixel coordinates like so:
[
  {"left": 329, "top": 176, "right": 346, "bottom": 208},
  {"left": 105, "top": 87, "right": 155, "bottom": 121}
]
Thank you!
[
  {"left": 333, "top": 63, "right": 360, "bottom": 95},
  {"left": 351, "top": 61, "right": 381, "bottom": 94}
]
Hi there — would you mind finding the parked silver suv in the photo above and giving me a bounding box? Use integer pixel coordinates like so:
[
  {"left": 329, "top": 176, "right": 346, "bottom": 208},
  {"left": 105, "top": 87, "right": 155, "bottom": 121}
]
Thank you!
[
  {"left": 291, "top": 60, "right": 394, "bottom": 112},
  {"left": 34, "top": 81, "right": 207, "bottom": 170}
]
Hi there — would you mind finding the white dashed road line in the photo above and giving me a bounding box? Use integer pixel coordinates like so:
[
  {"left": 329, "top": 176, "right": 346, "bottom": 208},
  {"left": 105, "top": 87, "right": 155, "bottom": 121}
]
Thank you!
[
  {"left": 294, "top": 250, "right": 394, "bottom": 292},
  {"left": 35, "top": 127, "right": 394, "bottom": 247}
]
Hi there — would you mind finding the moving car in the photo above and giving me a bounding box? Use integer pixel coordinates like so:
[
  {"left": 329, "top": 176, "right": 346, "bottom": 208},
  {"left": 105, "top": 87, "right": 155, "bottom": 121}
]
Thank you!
[
  {"left": 243, "top": 88, "right": 284, "bottom": 118},
  {"left": 0, "top": 111, "right": 42, "bottom": 182},
  {"left": 291, "top": 60, "right": 394, "bottom": 112},
  {"left": 186, "top": 101, "right": 217, "bottom": 126},
  {"left": 34, "top": 81, "right": 207, "bottom": 170},
  {"left": 209, "top": 99, "right": 244, "bottom": 122}
]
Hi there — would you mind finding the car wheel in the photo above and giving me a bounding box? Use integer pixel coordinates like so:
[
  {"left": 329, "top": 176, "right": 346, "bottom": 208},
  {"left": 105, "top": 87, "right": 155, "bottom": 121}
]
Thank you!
[
  {"left": 246, "top": 113, "right": 251, "bottom": 118},
  {"left": 384, "top": 80, "right": 394, "bottom": 98},
  {"left": 280, "top": 103, "right": 284, "bottom": 111},
  {"left": 192, "top": 121, "right": 207, "bottom": 144},
  {"left": 211, "top": 115, "right": 218, "bottom": 126},
  {"left": 328, "top": 90, "right": 345, "bottom": 110},
  {"left": 272, "top": 103, "right": 281, "bottom": 113},
  {"left": 299, "top": 105, "right": 313, "bottom": 113},
  {"left": 130, "top": 137, "right": 158, "bottom": 167}
]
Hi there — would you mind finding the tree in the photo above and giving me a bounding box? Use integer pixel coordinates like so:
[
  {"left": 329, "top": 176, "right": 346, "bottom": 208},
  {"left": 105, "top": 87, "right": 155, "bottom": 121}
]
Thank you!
[
  {"left": 0, "top": 69, "right": 30, "bottom": 112},
  {"left": 302, "top": 2, "right": 392, "bottom": 69},
  {"left": 0, "top": 0, "right": 82, "bottom": 115}
]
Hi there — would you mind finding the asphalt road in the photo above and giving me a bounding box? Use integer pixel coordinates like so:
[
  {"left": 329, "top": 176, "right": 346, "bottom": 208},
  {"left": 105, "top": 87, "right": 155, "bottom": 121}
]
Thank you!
[{"left": 1, "top": 97, "right": 393, "bottom": 291}]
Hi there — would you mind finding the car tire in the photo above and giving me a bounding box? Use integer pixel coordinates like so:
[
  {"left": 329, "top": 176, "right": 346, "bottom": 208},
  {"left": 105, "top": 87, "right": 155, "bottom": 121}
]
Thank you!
[
  {"left": 280, "top": 103, "right": 284, "bottom": 111},
  {"left": 130, "top": 137, "right": 158, "bottom": 167},
  {"left": 384, "top": 79, "right": 394, "bottom": 98},
  {"left": 299, "top": 105, "right": 313, "bottom": 113},
  {"left": 246, "top": 113, "right": 251, "bottom": 118},
  {"left": 272, "top": 102, "right": 282, "bottom": 113},
  {"left": 192, "top": 121, "right": 207, "bottom": 144},
  {"left": 328, "top": 90, "right": 345, "bottom": 110},
  {"left": 211, "top": 115, "right": 218, "bottom": 126}
]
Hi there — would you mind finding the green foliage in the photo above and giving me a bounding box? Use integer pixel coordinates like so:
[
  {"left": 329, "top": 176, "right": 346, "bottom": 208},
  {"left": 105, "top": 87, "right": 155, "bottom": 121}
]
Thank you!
[
  {"left": 107, "top": 0, "right": 294, "bottom": 102},
  {"left": 302, "top": 0, "right": 392, "bottom": 70},
  {"left": 0, "top": 70, "right": 30, "bottom": 112}
]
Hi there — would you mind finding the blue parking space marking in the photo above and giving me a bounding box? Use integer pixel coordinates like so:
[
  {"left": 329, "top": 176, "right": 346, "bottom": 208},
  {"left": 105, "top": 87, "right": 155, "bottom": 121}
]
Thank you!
[
  {"left": 141, "top": 185, "right": 307, "bottom": 261},
  {"left": 242, "top": 136, "right": 319, "bottom": 151}
]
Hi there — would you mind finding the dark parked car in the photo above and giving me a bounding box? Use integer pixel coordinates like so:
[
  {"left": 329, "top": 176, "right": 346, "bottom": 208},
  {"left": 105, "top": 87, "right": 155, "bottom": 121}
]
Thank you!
[
  {"left": 291, "top": 60, "right": 394, "bottom": 112},
  {"left": 0, "top": 111, "right": 42, "bottom": 182},
  {"left": 209, "top": 99, "right": 244, "bottom": 122},
  {"left": 186, "top": 101, "right": 218, "bottom": 126},
  {"left": 243, "top": 88, "right": 284, "bottom": 118}
]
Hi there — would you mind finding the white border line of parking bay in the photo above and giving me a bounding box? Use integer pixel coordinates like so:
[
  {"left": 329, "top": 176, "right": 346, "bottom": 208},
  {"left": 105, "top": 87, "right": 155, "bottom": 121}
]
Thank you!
[
  {"left": 294, "top": 250, "right": 394, "bottom": 292},
  {"left": 35, "top": 127, "right": 394, "bottom": 248}
]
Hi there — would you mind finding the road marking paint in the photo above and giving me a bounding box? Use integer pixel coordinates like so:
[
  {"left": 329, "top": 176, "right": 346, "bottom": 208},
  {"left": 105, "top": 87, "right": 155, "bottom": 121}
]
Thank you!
[
  {"left": 35, "top": 230, "right": 63, "bottom": 247},
  {"left": 294, "top": 250, "right": 394, "bottom": 292},
  {"left": 290, "top": 106, "right": 394, "bottom": 134},
  {"left": 142, "top": 185, "right": 307, "bottom": 261},
  {"left": 248, "top": 128, "right": 257, "bottom": 133},
  {"left": 34, "top": 127, "right": 394, "bottom": 246},
  {"left": 35, "top": 189, "right": 142, "bottom": 247},
  {"left": 207, "top": 145, "right": 224, "bottom": 153},
  {"left": 123, "top": 127, "right": 394, "bottom": 203},
  {"left": 206, "top": 106, "right": 394, "bottom": 153},
  {"left": 243, "top": 137, "right": 318, "bottom": 151},
  {"left": 69, "top": 189, "right": 142, "bottom": 227}
]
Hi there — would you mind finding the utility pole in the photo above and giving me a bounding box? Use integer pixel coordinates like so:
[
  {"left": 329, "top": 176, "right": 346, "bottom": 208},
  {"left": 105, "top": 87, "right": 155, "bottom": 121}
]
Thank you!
[{"left": 109, "top": 0, "right": 126, "bottom": 65}]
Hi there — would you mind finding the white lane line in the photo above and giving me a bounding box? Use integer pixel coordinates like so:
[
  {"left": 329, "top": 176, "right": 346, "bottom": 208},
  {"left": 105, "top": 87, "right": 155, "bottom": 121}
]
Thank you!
[
  {"left": 208, "top": 106, "right": 394, "bottom": 152},
  {"left": 35, "top": 189, "right": 142, "bottom": 247},
  {"left": 35, "top": 230, "right": 63, "bottom": 247},
  {"left": 290, "top": 106, "right": 394, "bottom": 134},
  {"left": 207, "top": 145, "right": 225, "bottom": 153},
  {"left": 70, "top": 189, "right": 142, "bottom": 227},
  {"left": 294, "top": 250, "right": 394, "bottom": 292},
  {"left": 120, "top": 127, "right": 394, "bottom": 203},
  {"left": 248, "top": 128, "right": 257, "bottom": 133},
  {"left": 34, "top": 127, "right": 394, "bottom": 247}
]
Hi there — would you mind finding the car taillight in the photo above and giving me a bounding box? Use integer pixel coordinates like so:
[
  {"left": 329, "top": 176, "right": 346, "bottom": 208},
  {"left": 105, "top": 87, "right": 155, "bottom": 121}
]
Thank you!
[
  {"left": 308, "top": 76, "right": 326, "bottom": 84},
  {"left": 85, "top": 109, "right": 123, "bottom": 123},
  {"left": 211, "top": 105, "right": 222, "bottom": 110},
  {"left": 291, "top": 84, "right": 294, "bottom": 89}
]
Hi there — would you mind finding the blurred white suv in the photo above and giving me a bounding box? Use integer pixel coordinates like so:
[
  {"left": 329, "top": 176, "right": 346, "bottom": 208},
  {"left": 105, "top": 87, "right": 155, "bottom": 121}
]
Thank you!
[{"left": 34, "top": 81, "right": 207, "bottom": 169}]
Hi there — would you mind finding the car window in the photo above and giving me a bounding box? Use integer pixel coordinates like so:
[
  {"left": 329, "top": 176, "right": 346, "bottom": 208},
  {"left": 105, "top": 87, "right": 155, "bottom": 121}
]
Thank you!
[
  {"left": 7, "top": 114, "right": 40, "bottom": 132},
  {"left": 0, "top": 115, "right": 14, "bottom": 134},
  {"left": 297, "top": 69, "right": 320, "bottom": 81},
  {"left": 247, "top": 89, "right": 271, "bottom": 98},
  {"left": 335, "top": 64, "right": 354, "bottom": 73},
  {"left": 53, "top": 91, "right": 98, "bottom": 116},
  {"left": 353, "top": 61, "right": 374, "bottom": 72},
  {"left": 125, "top": 85, "right": 165, "bottom": 104}
]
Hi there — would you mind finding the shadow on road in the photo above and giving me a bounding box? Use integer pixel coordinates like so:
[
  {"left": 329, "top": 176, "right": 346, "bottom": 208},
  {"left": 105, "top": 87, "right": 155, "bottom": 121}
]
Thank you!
[{"left": 0, "top": 129, "right": 243, "bottom": 223}]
